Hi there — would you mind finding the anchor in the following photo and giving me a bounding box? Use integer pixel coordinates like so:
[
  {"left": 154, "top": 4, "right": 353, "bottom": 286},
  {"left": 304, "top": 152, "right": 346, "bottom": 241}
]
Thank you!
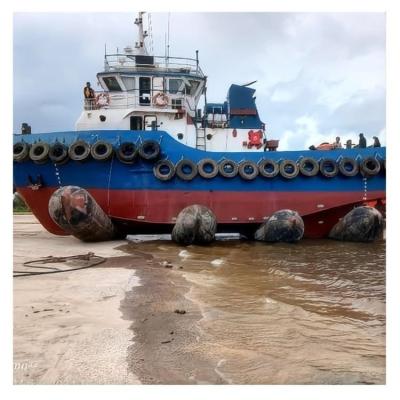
[{"left": 27, "top": 174, "right": 43, "bottom": 191}]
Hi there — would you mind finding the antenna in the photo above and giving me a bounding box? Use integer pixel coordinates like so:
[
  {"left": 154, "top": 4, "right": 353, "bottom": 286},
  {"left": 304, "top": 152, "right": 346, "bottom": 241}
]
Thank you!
[
  {"left": 134, "top": 11, "right": 148, "bottom": 55},
  {"left": 148, "top": 13, "right": 154, "bottom": 54},
  {"left": 167, "top": 12, "right": 170, "bottom": 59},
  {"left": 104, "top": 43, "right": 107, "bottom": 70}
]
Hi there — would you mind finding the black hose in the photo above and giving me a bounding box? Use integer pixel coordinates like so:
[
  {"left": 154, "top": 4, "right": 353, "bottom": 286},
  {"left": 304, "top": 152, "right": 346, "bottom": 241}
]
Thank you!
[{"left": 13, "top": 253, "right": 106, "bottom": 277}]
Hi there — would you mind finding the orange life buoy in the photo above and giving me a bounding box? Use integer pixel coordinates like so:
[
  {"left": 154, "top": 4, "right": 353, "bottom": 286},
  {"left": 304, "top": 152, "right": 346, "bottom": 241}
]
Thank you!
[
  {"left": 95, "top": 93, "right": 110, "bottom": 108},
  {"left": 152, "top": 92, "right": 169, "bottom": 107},
  {"left": 316, "top": 142, "right": 334, "bottom": 150}
]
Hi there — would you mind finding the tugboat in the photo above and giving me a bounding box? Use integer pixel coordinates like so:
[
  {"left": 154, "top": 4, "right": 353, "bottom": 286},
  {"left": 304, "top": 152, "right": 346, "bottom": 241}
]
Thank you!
[{"left": 13, "top": 13, "right": 385, "bottom": 241}]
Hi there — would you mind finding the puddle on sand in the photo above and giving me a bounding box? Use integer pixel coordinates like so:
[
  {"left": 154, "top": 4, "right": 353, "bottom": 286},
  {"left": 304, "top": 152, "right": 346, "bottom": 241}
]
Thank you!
[{"left": 119, "top": 238, "right": 385, "bottom": 384}]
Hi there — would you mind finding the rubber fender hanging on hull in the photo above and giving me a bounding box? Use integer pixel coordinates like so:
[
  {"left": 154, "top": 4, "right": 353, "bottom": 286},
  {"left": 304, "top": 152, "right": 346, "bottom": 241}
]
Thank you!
[
  {"left": 254, "top": 209, "right": 304, "bottom": 243},
  {"left": 328, "top": 206, "right": 383, "bottom": 242},
  {"left": 171, "top": 204, "right": 217, "bottom": 245},
  {"left": 48, "top": 186, "right": 118, "bottom": 242}
]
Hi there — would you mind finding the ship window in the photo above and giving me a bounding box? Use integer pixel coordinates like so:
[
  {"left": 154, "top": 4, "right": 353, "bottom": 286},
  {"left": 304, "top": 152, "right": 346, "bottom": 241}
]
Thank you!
[
  {"left": 139, "top": 77, "right": 151, "bottom": 105},
  {"left": 130, "top": 116, "right": 142, "bottom": 130},
  {"left": 188, "top": 80, "right": 200, "bottom": 95},
  {"left": 121, "top": 76, "right": 135, "bottom": 91},
  {"left": 103, "top": 76, "right": 122, "bottom": 92},
  {"left": 144, "top": 115, "right": 157, "bottom": 131},
  {"left": 169, "top": 79, "right": 183, "bottom": 94}
]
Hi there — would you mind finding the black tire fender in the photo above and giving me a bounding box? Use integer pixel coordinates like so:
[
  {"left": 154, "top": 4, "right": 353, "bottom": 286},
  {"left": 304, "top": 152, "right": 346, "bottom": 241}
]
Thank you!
[
  {"left": 13, "top": 142, "right": 30, "bottom": 162},
  {"left": 299, "top": 157, "right": 319, "bottom": 177},
  {"left": 338, "top": 157, "right": 359, "bottom": 177},
  {"left": 198, "top": 158, "right": 219, "bottom": 179},
  {"left": 139, "top": 140, "right": 161, "bottom": 161},
  {"left": 49, "top": 142, "right": 69, "bottom": 164},
  {"left": 117, "top": 142, "right": 137, "bottom": 164},
  {"left": 91, "top": 140, "right": 113, "bottom": 161},
  {"left": 176, "top": 159, "right": 198, "bottom": 181},
  {"left": 29, "top": 142, "right": 50, "bottom": 164},
  {"left": 238, "top": 160, "right": 259, "bottom": 180},
  {"left": 360, "top": 157, "right": 381, "bottom": 177},
  {"left": 279, "top": 159, "right": 299, "bottom": 179},
  {"left": 68, "top": 140, "right": 91, "bottom": 161},
  {"left": 258, "top": 159, "right": 279, "bottom": 178},
  {"left": 218, "top": 159, "right": 239, "bottom": 178},
  {"left": 320, "top": 158, "right": 338, "bottom": 178},
  {"left": 153, "top": 160, "right": 176, "bottom": 181}
]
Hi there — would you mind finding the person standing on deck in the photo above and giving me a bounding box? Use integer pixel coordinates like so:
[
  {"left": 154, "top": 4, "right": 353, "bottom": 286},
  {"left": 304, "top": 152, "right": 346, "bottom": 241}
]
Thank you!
[
  {"left": 372, "top": 136, "right": 381, "bottom": 147},
  {"left": 83, "top": 82, "right": 95, "bottom": 109},
  {"left": 332, "top": 136, "right": 342, "bottom": 149},
  {"left": 358, "top": 133, "right": 367, "bottom": 148},
  {"left": 346, "top": 139, "right": 353, "bottom": 149}
]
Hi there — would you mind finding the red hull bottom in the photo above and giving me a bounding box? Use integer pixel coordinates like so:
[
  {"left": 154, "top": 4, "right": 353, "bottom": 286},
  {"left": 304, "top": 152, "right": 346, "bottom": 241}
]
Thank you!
[{"left": 17, "top": 187, "right": 385, "bottom": 239}]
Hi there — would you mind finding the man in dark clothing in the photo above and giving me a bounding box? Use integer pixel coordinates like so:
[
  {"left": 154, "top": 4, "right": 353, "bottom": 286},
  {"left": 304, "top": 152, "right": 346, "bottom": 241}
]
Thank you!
[
  {"left": 84, "top": 82, "right": 95, "bottom": 98},
  {"left": 372, "top": 136, "right": 381, "bottom": 147},
  {"left": 83, "top": 82, "right": 95, "bottom": 109},
  {"left": 358, "top": 133, "right": 367, "bottom": 148}
]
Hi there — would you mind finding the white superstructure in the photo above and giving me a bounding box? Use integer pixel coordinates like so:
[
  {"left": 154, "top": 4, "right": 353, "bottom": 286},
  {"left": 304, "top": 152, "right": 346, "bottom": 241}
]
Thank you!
[{"left": 76, "top": 13, "right": 278, "bottom": 152}]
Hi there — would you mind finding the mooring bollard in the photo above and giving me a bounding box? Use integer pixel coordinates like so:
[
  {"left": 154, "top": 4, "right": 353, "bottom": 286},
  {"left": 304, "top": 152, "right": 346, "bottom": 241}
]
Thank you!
[
  {"left": 48, "top": 186, "right": 118, "bottom": 242},
  {"left": 328, "top": 206, "right": 383, "bottom": 242},
  {"left": 172, "top": 204, "right": 217, "bottom": 245},
  {"left": 254, "top": 209, "right": 304, "bottom": 243}
]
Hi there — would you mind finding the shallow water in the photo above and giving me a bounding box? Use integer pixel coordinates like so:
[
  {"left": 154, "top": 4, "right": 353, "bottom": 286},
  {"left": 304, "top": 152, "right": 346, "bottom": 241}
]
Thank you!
[{"left": 124, "top": 238, "right": 385, "bottom": 384}]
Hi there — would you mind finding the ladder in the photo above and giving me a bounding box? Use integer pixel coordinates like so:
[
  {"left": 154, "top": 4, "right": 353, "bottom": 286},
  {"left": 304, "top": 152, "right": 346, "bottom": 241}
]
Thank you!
[{"left": 196, "top": 127, "right": 206, "bottom": 150}]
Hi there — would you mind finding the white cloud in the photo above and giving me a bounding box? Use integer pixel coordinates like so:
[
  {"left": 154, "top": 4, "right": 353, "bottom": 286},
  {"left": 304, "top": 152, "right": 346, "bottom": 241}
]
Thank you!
[{"left": 13, "top": 12, "right": 385, "bottom": 151}]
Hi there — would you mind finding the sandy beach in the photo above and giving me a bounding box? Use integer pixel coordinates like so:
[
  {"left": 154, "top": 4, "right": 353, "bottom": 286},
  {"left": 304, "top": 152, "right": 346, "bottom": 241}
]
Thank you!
[{"left": 13, "top": 214, "right": 385, "bottom": 385}]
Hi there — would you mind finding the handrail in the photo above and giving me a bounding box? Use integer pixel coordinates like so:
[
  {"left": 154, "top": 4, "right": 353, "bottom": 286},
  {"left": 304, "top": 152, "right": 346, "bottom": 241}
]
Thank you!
[
  {"left": 103, "top": 53, "right": 204, "bottom": 77},
  {"left": 83, "top": 88, "right": 188, "bottom": 111}
]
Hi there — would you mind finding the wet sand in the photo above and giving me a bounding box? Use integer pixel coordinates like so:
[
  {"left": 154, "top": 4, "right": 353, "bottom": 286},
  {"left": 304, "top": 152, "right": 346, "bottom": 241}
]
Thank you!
[
  {"left": 13, "top": 214, "right": 141, "bottom": 384},
  {"left": 13, "top": 214, "right": 385, "bottom": 384}
]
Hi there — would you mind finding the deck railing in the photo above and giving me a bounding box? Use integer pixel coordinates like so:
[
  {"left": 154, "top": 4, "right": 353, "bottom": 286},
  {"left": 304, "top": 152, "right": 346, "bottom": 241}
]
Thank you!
[
  {"left": 103, "top": 53, "right": 205, "bottom": 78},
  {"left": 83, "top": 88, "right": 188, "bottom": 111}
]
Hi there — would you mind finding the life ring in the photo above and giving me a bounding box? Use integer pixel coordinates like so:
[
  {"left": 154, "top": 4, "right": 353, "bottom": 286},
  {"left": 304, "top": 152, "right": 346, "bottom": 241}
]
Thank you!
[
  {"left": 153, "top": 160, "right": 175, "bottom": 181},
  {"left": 68, "top": 140, "right": 91, "bottom": 161},
  {"left": 13, "top": 142, "right": 30, "bottom": 162},
  {"left": 91, "top": 140, "right": 113, "bottom": 161},
  {"left": 95, "top": 93, "right": 110, "bottom": 108},
  {"left": 139, "top": 140, "right": 161, "bottom": 161},
  {"left": 238, "top": 160, "right": 259, "bottom": 180},
  {"left": 258, "top": 159, "right": 279, "bottom": 178},
  {"left": 279, "top": 160, "right": 299, "bottom": 179},
  {"left": 338, "top": 157, "right": 359, "bottom": 177},
  {"left": 299, "top": 157, "right": 319, "bottom": 177},
  {"left": 319, "top": 158, "right": 338, "bottom": 178},
  {"left": 29, "top": 142, "right": 50, "bottom": 164},
  {"left": 360, "top": 157, "right": 381, "bottom": 177},
  {"left": 247, "top": 130, "right": 263, "bottom": 149},
  {"left": 49, "top": 142, "right": 69, "bottom": 165},
  {"left": 218, "top": 159, "right": 239, "bottom": 178},
  {"left": 176, "top": 159, "right": 198, "bottom": 181},
  {"left": 117, "top": 142, "right": 137, "bottom": 164},
  {"left": 198, "top": 158, "right": 218, "bottom": 179},
  {"left": 152, "top": 92, "right": 169, "bottom": 107}
]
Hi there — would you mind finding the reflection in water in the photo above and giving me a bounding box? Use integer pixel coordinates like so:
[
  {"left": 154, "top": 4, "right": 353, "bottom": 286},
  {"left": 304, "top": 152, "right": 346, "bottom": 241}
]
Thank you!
[{"left": 127, "top": 238, "right": 385, "bottom": 384}]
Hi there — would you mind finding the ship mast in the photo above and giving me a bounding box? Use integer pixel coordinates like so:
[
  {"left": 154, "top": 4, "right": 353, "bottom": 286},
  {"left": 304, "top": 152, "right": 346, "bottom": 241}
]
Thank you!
[{"left": 134, "top": 12, "right": 148, "bottom": 55}]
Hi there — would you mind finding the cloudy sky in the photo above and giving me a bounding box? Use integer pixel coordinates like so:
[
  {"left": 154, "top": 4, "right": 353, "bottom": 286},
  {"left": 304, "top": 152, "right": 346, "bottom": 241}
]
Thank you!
[{"left": 13, "top": 12, "right": 385, "bottom": 150}]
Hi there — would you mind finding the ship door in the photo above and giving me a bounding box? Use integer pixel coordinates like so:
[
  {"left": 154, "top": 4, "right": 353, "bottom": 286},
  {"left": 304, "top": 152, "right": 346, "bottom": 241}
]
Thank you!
[
  {"left": 130, "top": 116, "right": 143, "bottom": 130},
  {"left": 144, "top": 115, "right": 157, "bottom": 131},
  {"left": 139, "top": 77, "right": 151, "bottom": 105}
]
